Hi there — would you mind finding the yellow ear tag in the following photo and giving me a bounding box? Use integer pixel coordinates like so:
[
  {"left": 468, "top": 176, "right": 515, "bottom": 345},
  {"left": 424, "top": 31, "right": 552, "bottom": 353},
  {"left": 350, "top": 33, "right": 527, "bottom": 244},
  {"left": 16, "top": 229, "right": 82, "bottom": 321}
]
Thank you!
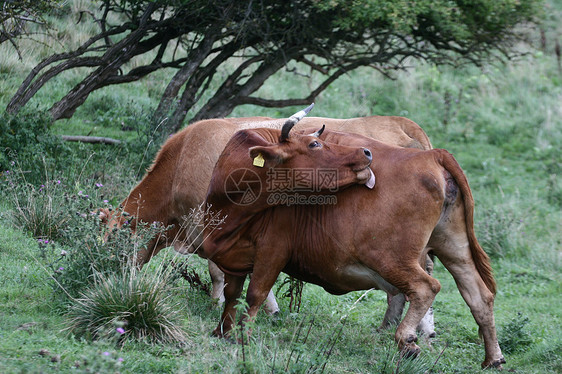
[{"left": 253, "top": 153, "right": 265, "bottom": 167}]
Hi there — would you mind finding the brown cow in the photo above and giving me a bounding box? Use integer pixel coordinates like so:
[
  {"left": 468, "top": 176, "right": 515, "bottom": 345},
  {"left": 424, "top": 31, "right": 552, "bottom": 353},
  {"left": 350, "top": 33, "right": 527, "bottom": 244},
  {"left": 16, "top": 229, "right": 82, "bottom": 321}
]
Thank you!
[
  {"left": 99, "top": 105, "right": 435, "bottom": 330},
  {"left": 203, "top": 123, "right": 505, "bottom": 368}
]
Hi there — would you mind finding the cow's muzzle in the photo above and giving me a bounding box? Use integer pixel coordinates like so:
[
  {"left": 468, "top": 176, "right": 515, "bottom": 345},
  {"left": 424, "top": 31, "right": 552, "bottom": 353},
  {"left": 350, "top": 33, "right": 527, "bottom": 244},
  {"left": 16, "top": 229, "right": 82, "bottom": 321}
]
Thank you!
[
  {"left": 356, "top": 166, "right": 376, "bottom": 189},
  {"left": 354, "top": 148, "right": 375, "bottom": 189}
]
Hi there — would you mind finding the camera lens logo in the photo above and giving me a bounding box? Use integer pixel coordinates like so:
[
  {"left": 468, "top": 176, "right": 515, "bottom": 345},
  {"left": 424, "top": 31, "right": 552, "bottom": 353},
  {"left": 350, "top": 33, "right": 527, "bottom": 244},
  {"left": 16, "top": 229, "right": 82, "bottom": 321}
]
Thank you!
[{"left": 225, "top": 168, "right": 262, "bottom": 206}]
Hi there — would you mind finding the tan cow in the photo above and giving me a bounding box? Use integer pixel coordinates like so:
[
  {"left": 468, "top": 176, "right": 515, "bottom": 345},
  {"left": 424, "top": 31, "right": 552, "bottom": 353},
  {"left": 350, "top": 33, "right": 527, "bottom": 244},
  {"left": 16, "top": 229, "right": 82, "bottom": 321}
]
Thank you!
[
  {"left": 100, "top": 105, "right": 435, "bottom": 331},
  {"left": 203, "top": 119, "right": 505, "bottom": 369}
]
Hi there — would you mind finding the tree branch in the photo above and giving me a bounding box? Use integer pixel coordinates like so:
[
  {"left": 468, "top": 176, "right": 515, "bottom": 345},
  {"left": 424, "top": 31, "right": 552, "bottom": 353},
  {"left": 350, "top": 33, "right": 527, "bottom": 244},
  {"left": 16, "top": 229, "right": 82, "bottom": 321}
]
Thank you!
[{"left": 61, "top": 135, "right": 121, "bottom": 145}]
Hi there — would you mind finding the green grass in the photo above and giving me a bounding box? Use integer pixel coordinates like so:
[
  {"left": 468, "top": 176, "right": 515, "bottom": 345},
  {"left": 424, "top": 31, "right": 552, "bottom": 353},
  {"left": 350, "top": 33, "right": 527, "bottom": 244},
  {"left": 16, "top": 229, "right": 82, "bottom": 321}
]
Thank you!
[{"left": 0, "top": 0, "right": 561, "bottom": 372}]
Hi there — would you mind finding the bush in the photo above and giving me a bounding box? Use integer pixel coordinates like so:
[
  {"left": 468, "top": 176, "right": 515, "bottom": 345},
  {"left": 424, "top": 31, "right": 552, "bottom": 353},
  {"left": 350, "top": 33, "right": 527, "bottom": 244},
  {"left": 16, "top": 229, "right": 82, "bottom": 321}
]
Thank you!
[
  {"left": 52, "top": 205, "right": 170, "bottom": 305},
  {"left": 65, "top": 265, "right": 187, "bottom": 344},
  {"left": 0, "top": 110, "right": 73, "bottom": 184},
  {"left": 498, "top": 312, "right": 534, "bottom": 354}
]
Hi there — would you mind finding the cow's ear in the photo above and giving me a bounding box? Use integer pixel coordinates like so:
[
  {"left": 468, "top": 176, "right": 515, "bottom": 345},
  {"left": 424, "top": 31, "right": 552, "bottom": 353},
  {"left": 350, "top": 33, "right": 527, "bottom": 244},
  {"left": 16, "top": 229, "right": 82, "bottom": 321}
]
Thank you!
[{"left": 249, "top": 145, "right": 289, "bottom": 165}]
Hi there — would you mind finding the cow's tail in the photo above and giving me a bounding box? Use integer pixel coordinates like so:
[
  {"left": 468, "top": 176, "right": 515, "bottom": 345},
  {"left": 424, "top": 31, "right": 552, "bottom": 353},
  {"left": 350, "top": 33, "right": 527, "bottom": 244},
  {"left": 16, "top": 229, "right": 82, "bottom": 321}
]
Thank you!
[{"left": 436, "top": 149, "right": 496, "bottom": 295}]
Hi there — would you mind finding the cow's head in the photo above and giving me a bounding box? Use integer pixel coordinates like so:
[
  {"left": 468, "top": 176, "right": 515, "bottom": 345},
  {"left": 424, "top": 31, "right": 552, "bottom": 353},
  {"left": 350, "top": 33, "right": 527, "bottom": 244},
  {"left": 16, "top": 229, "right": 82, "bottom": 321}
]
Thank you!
[
  {"left": 207, "top": 104, "right": 374, "bottom": 209},
  {"left": 96, "top": 207, "right": 134, "bottom": 240}
]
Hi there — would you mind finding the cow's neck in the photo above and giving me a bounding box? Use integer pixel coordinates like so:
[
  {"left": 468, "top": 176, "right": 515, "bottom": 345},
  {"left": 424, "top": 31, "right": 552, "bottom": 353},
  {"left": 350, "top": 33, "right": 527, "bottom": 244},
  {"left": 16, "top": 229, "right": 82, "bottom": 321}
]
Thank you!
[{"left": 203, "top": 196, "right": 263, "bottom": 260}]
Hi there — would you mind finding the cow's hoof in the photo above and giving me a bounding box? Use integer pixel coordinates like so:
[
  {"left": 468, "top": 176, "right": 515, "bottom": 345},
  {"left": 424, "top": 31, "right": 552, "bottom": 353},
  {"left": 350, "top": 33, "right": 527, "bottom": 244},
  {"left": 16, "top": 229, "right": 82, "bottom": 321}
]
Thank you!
[
  {"left": 481, "top": 356, "right": 506, "bottom": 369},
  {"left": 211, "top": 327, "right": 223, "bottom": 338},
  {"left": 400, "top": 343, "right": 421, "bottom": 359}
]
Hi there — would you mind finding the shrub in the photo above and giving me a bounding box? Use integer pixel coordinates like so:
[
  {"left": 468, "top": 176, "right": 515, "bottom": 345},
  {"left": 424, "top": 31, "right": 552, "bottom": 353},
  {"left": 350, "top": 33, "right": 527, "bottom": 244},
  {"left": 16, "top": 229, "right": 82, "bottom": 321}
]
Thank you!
[
  {"left": 65, "top": 265, "right": 187, "bottom": 344},
  {"left": 498, "top": 312, "right": 534, "bottom": 355},
  {"left": 53, "top": 205, "right": 168, "bottom": 304},
  {"left": 0, "top": 110, "right": 73, "bottom": 184}
]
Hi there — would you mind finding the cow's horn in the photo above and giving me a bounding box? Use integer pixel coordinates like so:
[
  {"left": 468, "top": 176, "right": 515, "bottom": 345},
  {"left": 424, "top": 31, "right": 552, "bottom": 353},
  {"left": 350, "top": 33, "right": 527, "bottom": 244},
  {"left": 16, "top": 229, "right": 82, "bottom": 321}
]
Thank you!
[
  {"left": 280, "top": 103, "right": 314, "bottom": 142},
  {"left": 310, "top": 124, "right": 325, "bottom": 138}
]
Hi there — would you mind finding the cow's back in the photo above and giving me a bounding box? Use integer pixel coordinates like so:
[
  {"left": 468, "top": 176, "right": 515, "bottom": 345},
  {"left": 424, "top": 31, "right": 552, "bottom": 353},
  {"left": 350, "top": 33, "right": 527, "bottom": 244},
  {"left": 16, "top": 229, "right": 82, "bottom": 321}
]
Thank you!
[{"left": 298, "top": 116, "right": 432, "bottom": 150}]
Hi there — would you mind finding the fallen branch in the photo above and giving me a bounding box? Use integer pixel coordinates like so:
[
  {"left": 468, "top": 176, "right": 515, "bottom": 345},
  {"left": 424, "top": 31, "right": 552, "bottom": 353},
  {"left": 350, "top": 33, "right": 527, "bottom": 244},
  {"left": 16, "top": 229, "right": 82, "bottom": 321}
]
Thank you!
[{"left": 61, "top": 135, "right": 121, "bottom": 145}]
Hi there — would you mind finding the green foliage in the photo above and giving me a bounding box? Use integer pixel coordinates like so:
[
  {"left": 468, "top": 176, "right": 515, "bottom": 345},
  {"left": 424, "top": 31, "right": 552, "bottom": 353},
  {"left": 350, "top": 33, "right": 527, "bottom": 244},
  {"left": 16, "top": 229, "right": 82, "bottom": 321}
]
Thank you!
[
  {"left": 70, "top": 347, "right": 126, "bottom": 374},
  {"left": 52, "top": 207, "right": 169, "bottom": 305},
  {"left": 476, "top": 206, "right": 521, "bottom": 259},
  {"left": 0, "top": 110, "right": 74, "bottom": 184},
  {"left": 0, "top": 0, "right": 62, "bottom": 44},
  {"left": 372, "top": 344, "right": 437, "bottom": 374},
  {"left": 498, "top": 313, "right": 534, "bottom": 354},
  {"left": 126, "top": 113, "right": 177, "bottom": 177},
  {"left": 65, "top": 265, "right": 187, "bottom": 344},
  {"left": 316, "top": 0, "right": 541, "bottom": 41}
]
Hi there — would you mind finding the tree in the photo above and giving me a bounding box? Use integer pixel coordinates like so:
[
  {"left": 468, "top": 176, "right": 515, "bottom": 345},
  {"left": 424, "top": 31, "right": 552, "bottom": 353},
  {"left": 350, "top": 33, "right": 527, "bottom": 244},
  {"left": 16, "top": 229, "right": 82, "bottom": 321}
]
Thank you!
[
  {"left": 0, "top": 0, "right": 61, "bottom": 59},
  {"left": 5, "top": 0, "right": 541, "bottom": 132}
]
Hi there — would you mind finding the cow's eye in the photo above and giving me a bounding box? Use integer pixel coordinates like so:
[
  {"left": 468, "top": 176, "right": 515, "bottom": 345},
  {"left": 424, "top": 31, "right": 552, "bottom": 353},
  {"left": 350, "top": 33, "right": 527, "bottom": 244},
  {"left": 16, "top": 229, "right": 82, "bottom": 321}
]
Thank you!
[{"left": 308, "top": 140, "right": 322, "bottom": 149}]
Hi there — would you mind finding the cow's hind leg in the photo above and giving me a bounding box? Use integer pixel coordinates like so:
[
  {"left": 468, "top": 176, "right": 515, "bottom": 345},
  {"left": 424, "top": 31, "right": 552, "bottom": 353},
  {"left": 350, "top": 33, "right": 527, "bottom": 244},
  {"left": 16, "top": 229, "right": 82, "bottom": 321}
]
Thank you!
[
  {"left": 430, "top": 235, "right": 505, "bottom": 368},
  {"left": 213, "top": 273, "right": 246, "bottom": 339},
  {"left": 263, "top": 289, "right": 280, "bottom": 315}
]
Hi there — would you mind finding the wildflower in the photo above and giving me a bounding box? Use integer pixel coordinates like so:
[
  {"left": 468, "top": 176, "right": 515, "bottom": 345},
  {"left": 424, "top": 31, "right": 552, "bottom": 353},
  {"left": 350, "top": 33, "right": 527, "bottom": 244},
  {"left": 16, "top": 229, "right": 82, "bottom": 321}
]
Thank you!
[
  {"left": 58, "top": 267, "right": 64, "bottom": 271},
  {"left": 103, "top": 352, "right": 110, "bottom": 356},
  {"left": 56, "top": 180, "right": 61, "bottom": 184},
  {"left": 103, "top": 199, "right": 109, "bottom": 204},
  {"left": 116, "top": 327, "right": 125, "bottom": 334},
  {"left": 118, "top": 357, "right": 124, "bottom": 362},
  {"left": 95, "top": 183, "right": 103, "bottom": 188}
]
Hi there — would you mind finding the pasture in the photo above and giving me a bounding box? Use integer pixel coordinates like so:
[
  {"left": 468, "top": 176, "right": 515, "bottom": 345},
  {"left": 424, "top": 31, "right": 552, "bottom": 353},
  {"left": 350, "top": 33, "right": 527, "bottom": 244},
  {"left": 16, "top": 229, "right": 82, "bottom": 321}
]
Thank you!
[{"left": 0, "top": 2, "right": 560, "bottom": 373}]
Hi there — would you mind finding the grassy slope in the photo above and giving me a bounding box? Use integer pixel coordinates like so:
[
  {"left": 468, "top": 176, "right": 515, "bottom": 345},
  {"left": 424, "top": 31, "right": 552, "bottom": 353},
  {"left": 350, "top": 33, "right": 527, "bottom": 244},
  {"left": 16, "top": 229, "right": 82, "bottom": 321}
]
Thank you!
[{"left": 1, "top": 1, "right": 561, "bottom": 373}]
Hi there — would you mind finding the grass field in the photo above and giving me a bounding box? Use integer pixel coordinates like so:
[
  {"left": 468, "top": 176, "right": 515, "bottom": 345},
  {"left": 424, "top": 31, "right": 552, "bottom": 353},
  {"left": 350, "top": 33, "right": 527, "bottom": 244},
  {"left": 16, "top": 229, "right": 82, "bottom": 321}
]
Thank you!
[{"left": 0, "top": 1, "right": 561, "bottom": 373}]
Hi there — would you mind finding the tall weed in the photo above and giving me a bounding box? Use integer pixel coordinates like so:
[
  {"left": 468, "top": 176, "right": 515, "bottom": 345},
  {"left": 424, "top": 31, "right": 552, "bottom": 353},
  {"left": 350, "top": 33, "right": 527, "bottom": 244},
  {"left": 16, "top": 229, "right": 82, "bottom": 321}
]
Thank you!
[
  {"left": 53, "top": 206, "right": 168, "bottom": 305},
  {"left": 2, "top": 164, "right": 74, "bottom": 240},
  {"left": 476, "top": 206, "right": 522, "bottom": 259},
  {"left": 498, "top": 313, "right": 534, "bottom": 354},
  {"left": 65, "top": 264, "right": 188, "bottom": 344}
]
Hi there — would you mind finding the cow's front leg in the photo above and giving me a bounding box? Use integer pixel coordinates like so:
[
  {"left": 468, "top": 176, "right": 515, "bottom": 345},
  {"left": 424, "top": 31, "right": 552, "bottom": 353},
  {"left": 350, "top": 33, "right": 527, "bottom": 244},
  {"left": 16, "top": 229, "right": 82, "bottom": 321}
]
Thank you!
[
  {"left": 394, "top": 270, "right": 441, "bottom": 357},
  {"left": 381, "top": 254, "right": 436, "bottom": 338},
  {"left": 213, "top": 273, "right": 246, "bottom": 339},
  {"left": 239, "top": 253, "right": 286, "bottom": 338}
]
